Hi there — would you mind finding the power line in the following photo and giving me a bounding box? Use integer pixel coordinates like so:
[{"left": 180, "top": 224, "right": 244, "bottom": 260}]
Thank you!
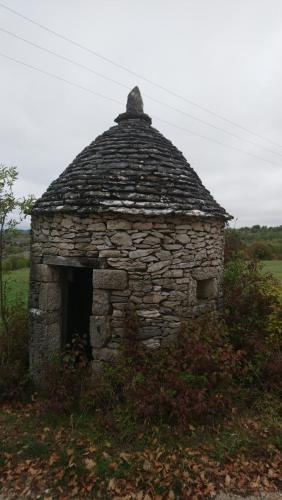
[
  {"left": 0, "top": 1, "right": 281, "bottom": 151},
  {"left": 0, "top": 52, "right": 122, "bottom": 107},
  {"left": 154, "top": 116, "right": 282, "bottom": 167},
  {"left": 0, "top": 28, "right": 130, "bottom": 90},
  {"left": 1, "top": 51, "right": 281, "bottom": 169},
  {"left": 1, "top": 26, "right": 282, "bottom": 160}
]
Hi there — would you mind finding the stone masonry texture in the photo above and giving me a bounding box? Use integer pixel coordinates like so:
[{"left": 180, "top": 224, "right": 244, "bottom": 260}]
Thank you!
[{"left": 29, "top": 212, "right": 225, "bottom": 373}]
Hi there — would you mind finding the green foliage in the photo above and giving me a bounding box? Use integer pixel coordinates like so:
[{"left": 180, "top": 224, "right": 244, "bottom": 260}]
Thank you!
[
  {"left": 3, "top": 255, "right": 30, "bottom": 271},
  {"left": 0, "top": 302, "right": 30, "bottom": 401},
  {"left": 224, "top": 257, "right": 275, "bottom": 337},
  {"left": 1, "top": 233, "right": 281, "bottom": 429},
  {"left": 224, "top": 254, "right": 282, "bottom": 394},
  {"left": 224, "top": 228, "right": 247, "bottom": 262},
  {"left": 228, "top": 225, "right": 282, "bottom": 259},
  {"left": 0, "top": 164, "right": 34, "bottom": 230},
  {"left": 26, "top": 250, "right": 281, "bottom": 426},
  {"left": 0, "top": 164, "right": 32, "bottom": 401},
  {"left": 0, "top": 163, "right": 35, "bottom": 337},
  {"left": 248, "top": 240, "right": 274, "bottom": 260},
  {"left": 264, "top": 280, "right": 282, "bottom": 344}
]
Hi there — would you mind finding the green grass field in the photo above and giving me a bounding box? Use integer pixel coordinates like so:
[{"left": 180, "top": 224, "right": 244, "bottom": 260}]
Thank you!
[
  {"left": 3, "top": 267, "right": 30, "bottom": 305},
  {"left": 262, "top": 260, "right": 282, "bottom": 283}
]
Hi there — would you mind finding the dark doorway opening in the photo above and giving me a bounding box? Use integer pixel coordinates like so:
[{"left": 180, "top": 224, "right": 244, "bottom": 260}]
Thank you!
[{"left": 62, "top": 267, "right": 93, "bottom": 359}]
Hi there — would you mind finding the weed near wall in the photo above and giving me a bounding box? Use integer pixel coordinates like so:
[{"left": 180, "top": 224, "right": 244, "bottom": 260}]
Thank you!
[
  {"left": 0, "top": 303, "right": 30, "bottom": 400},
  {"left": 224, "top": 255, "right": 282, "bottom": 395},
  {"left": 1, "top": 252, "right": 281, "bottom": 424}
]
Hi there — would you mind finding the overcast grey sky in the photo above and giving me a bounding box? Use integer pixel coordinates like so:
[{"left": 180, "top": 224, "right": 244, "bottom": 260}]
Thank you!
[{"left": 1, "top": 0, "right": 282, "bottom": 227}]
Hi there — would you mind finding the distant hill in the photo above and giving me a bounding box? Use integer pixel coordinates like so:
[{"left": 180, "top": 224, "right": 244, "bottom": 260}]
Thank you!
[{"left": 4, "top": 229, "right": 30, "bottom": 265}]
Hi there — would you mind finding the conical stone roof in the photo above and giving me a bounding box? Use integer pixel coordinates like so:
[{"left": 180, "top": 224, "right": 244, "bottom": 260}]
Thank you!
[{"left": 33, "top": 87, "right": 231, "bottom": 220}]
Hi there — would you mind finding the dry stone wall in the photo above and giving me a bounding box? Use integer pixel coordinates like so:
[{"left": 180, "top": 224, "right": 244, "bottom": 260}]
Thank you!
[{"left": 29, "top": 213, "right": 225, "bottom": 371}]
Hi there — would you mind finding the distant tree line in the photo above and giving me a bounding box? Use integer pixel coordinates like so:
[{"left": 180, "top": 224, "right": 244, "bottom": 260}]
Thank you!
[{"left": 225, "top": 225, "right": 282, "bottom": 260}]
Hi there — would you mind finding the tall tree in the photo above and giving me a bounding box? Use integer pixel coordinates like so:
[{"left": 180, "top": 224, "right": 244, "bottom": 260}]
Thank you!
[{"left": 0, "top": 164, "right": 34, "bottom": 339}]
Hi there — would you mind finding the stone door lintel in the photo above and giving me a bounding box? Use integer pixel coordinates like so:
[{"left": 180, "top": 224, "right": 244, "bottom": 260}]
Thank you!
[{"left": 43, "top": 255, "right": 106, "bottom": 268}]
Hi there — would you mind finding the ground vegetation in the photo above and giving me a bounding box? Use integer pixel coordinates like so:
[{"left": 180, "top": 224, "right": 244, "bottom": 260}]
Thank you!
[{"left": 0, "top": 242, "right": 282, "bottom": 498}]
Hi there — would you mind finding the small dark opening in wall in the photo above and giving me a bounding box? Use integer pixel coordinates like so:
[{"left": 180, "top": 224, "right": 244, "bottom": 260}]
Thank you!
[
  {"left": 197, "top": 278, "right": 217, "bottom": 300},
  {"left": 62, "top": 267, "right": 93, "bottom": 359}
]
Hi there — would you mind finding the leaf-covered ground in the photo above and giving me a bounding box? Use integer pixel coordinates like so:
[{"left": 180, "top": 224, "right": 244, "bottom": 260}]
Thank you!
[{"left": 0, "top": 402, "right": 281, "bottom": 499}]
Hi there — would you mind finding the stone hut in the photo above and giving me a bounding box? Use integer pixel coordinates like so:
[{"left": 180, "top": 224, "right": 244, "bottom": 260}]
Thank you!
[{"left": 29, "top": 87, "right": 231, "bottom": 373}]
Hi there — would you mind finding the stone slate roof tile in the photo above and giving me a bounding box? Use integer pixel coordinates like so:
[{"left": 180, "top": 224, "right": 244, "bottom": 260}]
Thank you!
[{"left": 32, "top": 87, "right": 231, "bottom": 220}]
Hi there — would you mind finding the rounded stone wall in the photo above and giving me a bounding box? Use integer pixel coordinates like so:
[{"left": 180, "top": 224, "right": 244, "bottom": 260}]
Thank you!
[{"left": 29, "top": 213, "right": 224, "bottom": 371}]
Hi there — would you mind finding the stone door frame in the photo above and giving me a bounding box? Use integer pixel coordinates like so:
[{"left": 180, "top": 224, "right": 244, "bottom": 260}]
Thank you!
[{"left": 30, "top": 255, "right": 128, "bottom": 376}]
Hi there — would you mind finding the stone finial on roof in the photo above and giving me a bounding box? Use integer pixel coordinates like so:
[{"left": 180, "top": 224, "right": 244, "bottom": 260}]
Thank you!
[
  {"left": 115, "top": 86, "right": 152, "bottom": 124},
  {"left": 126, "top": 87, "right": 144, "bottom": 113}
]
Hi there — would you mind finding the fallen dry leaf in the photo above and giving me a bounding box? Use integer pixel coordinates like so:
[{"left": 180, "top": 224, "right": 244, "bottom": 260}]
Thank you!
[{"left": 84, "top": 458, "right": 96, "bottom": 470}]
